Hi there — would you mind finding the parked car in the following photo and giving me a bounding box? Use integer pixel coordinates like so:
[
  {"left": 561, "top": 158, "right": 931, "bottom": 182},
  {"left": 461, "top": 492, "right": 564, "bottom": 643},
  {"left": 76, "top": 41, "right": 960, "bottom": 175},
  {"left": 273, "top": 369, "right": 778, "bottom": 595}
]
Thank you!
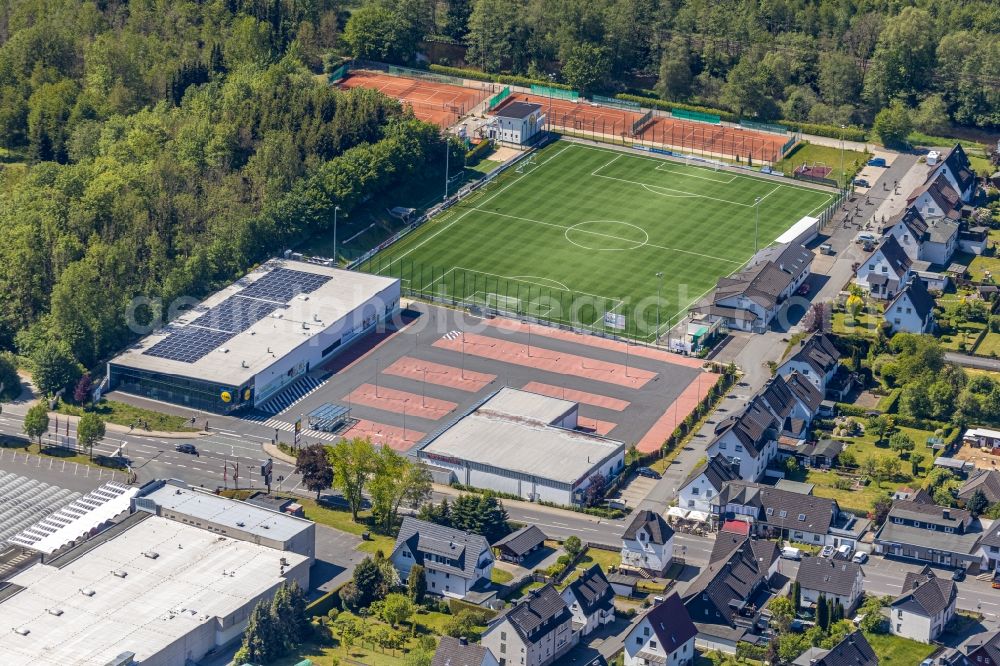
[
  {"left": 636, "top": 466, "right": 661, "bottom": 479},
  {"left": 781, "top": 546, "right": 803, "bottom": 561},
  {"left": 856, "top": 232, "right": 877, "bottom": 244},
  {"left": 820, "top": 545, "right": 835, "bottom": 558},
  {"left": 175, "top": 443, "right": 198, "bottom": 455},
  {"left": 867, "top": 157, "right": 887, "bottom": 167},
  {"left": 853, "top": 178, "right": 870, "bottom": 188},
  {"left": 836, "top": 544, "right": 853, "bottom": 558},
  {"left": 993, "top": 570, "right": 1000, "bottom": 589},
  {"left": 852, "top": 551, "right": 868, "bottom": 564},
  {"left": 819, "top": 243, "right": 834, "bottom": 255},
  {"left": 952, "top": 568, "right": 966, "bottom": 582}
]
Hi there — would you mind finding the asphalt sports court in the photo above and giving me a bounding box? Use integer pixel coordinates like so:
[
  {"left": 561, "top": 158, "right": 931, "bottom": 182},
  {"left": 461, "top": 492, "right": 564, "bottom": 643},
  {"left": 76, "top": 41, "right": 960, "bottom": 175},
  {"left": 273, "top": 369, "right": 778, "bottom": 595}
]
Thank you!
[
  {"left": 504, "top": 93, "right": 788, "bottom": 162},
  {"left": 361, "top": 140, "right": 834, "bottom": 341},
  {"left": 339, "top": 70, "right": 486, "bottom": 127}
]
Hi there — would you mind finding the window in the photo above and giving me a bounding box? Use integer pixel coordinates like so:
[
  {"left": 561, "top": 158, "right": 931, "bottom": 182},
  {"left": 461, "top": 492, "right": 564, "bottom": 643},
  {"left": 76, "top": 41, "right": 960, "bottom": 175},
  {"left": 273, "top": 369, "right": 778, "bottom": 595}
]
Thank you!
[
  {"left": 688, "top": 500, "right": 695, "bottom": 508},
  {"left": 798, "top": 513, "right": 806, "bottom": 521},
  {"left": 766, "top": 508, "right": 774, "bottom": 515},
  {"left": 692, "top": 487, "right": 700, "bottom": 495},
  {"left": 636, "top": 637, "right": 643, "bottom": 645},
  {"left": 894, "top": 319, "right": 901, "bottom": 325},
  {"left": 814, "top": 534, "right": 821, "bottom": 542},
  {"left": 707, "top": 490, "right": 714, "bottom": 498},
  {"left": 882, "top": 265, "right": 888, "bottom": 273},
  {"left": 501, "top": 645, "right": 506, "bottom": 654},
  {"left": 914, "top": 522, "right": 921, "bottom": 529},
  {"left": 897, "top": 624, "right": 901, "bottom": 632},
  {"left": 643, "top": 627, "right": 650, "bottom": 637},
  {"left": 869, "top": 264, "right": 875, "bottom": 271},
  {"left": 906, "top": 307, "right": 912, "bottom": 314},
  {"left": 650, "top": 641, "right": 658, "bottom": 649},
  {"left": 898, "top": 610, "right": 903, "bottom": 619},
  {"left": 735, "top": 445, "right": 744, "bottom": 453},
  {"left": 779, "top": 510, "right": 788, "bottom": 519},
  {"left": 720, "top": 442, "right": 727, "bottom": 450},
  {"left": 502, "top": 632, "right": 506, "bottom": 641},
  {"left": 945, "top": 527, "right": 954, "bottom": 533}
]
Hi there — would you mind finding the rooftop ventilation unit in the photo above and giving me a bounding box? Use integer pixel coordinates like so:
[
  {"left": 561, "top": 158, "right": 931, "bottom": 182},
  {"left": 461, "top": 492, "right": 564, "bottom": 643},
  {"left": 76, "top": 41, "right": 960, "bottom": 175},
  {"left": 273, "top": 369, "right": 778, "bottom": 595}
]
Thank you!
[
  {"left": 220, "top": 348, "right": 229, "bottom": 354},
  {"left": 80, "top": 588, "right": 96, "bottom": 597},
  {"left": 236, "top": 521, "right": 245, "bottom": 527},
  {"left": 46, "top": 608, "right": 63, "bottom": 617},
  {"left": 143, "top": 551, "right": 159, "bottom": 559},
  {"left": 113, "top": 570, "right": 128, "bottom": 578},
  {"left": 13, "top": 627, "right": 29, "bottom": 636}
]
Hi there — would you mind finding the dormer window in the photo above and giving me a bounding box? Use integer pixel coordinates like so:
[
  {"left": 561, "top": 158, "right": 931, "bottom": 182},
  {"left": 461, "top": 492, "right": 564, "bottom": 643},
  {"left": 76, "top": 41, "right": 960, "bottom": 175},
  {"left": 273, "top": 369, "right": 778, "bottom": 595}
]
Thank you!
[
  {"left": 766, "top": 508, "right": 774, "bottom": 516},
  {"left": 798, "top": 513, "right": 806, "bottom": 521},
  {"left": 779, "top": 510, "right": 788, "bottom": 519}
]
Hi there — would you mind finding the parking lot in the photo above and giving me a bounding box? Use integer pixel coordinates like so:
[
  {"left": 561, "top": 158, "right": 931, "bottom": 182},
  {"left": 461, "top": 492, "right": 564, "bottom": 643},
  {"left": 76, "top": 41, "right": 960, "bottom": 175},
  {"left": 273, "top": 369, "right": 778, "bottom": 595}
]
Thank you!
[{"left": 252, "top": 302, "right": 716, "bottom": 456}]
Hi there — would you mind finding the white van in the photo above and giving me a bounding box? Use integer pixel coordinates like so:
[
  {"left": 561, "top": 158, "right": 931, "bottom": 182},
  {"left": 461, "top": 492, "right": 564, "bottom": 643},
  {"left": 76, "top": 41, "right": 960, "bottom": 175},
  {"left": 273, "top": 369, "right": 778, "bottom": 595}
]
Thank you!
[
  {"left": 927, "top": 150, "right": 940, "bottom": 165},
  {"left": 781, "top": 546, "right": 803, "bottom": 560}
]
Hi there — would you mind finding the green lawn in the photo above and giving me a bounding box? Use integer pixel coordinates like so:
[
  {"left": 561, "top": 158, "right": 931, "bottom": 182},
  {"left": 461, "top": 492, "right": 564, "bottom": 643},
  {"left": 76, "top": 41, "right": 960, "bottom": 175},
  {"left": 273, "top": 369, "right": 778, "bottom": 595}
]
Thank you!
[
  {"left": 832, "top": 308, "right": 882, "bottom": 337},
  {"left": 294, "top": 498, "right": 397, "bottom": 554},
  {"left": 578, "top": 546, "right": 621, "bottom": 573},
  {"left": 360, "top": 140, "right": 834, "bottom": 340},
  {"left": 773, "top": 141, "right": 872, "bottom": 186},
  {"left": 864, "top": 632, "right": 936, "bottom": 666},
  {"left": 967, "top": 230, "right": 1000, "bottom": 281},
  {"left": 491, "top": 567, "right": 514, "bottom": 583},
  {"left": 975, "top": 331, "right": 1000, "bottom": 358},
  {"left": 56, "top": 399, "right": 198, "bottom": 432}
]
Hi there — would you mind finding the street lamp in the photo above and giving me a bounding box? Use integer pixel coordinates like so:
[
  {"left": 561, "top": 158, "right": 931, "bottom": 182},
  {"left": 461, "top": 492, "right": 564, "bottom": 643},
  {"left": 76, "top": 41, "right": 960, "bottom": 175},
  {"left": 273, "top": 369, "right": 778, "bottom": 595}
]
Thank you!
[
  {"left": 655, "top": 272, "right": 664, "bottom": 342},
  {"left": 840, "top": 124, "right": 846, "bottom": 191},
  {"left": 333, "top": 205, "right": 341, "bottom": 266},
  {"left": 754, "top": 196, "right": 762, "bottom": 253},
  {"left": 443, "top": 134, "right": 451, "bottom": 201}
]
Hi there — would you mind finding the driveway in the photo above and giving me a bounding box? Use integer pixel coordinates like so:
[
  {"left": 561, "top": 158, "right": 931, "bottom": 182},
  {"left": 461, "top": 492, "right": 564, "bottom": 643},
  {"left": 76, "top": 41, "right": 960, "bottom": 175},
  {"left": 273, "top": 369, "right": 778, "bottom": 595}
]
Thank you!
[{"left": 310, "top": 524, "right": 366, "bottom": 595}]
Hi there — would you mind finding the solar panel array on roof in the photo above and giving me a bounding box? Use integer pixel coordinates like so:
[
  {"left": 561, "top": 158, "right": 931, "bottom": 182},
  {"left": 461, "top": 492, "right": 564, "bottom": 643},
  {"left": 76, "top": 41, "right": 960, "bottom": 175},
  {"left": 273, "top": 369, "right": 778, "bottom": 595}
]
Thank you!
[
  {"left": 238, "top": 268, "right": 330, "bottom": 302},
  {"left": 141, "top": 267, "right": 332, "bottom": 364}
]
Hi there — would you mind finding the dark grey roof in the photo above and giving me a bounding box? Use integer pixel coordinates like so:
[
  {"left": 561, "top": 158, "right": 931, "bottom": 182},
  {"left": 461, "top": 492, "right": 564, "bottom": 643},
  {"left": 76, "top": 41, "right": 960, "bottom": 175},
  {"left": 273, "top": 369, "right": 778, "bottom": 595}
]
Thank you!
[
  {"left": 783, "top": 333, "right": 841, "bottom": 377},
  {"left": 889, "top": 499, "right": 970, "bottom": 529},
  {"left": 941, "top": 143, "right": 977, "bottom": 195},
  {"left": 493, "top": 524, "right": 546, "bottom": 557},
  {"left": 754, "top": 243, "right": 813, "bottom": 282},
  {"left": 959, "top": 469, "right": 1000, "bottom": 503},
  {"left": 875, "top": 521, "right": 983, "bottom": 555},
  {"left": 432, "top": 636, "right": 492, "bottom": 666},
  {"left": 500, "top": 583, "right": 571, "bottom": 643},
  {"left": 714, "top": 260, "right": 794, "bottom": 310},
  {"left": 759, "top": 375, "right": 797, "bottom": 421},
  {"left": 796, "top": 631, "right": 878, "bottom": 666},
  {"left": 786, "top": 371, "right": 824, "bottom": 412},
  {"left": 910, "top": 173, "right": 963, "bottom": 219},
  {"left": 977, "top": 518, "right": 1000, "bottom": 549},
  {"left": 888, "top": 277, "right": 935, "bottom": 322},
  {"left": 606, "top": 572, "right": 638, "bottom": 586},
  {"left": 711, "top": 398, "right": 779, "bottom": 458},
  {"left": 887, "top": 205, "right": 929, "bottom": 239},
  {"left": 682, "top": 537, "right": 768, "bottom": 627},
  {"left": 800, "top": 439, "right": 845, "bottom": 460},
  {"left": 495, "top": 101, "right": 541, "bottom": 120},
  {"left": 393, "top": 517, "right": 491, "bottom": 581},
  {"left": 713, "top": 481, "right": 837, "bottom": 535},
  {"left": 709, "top": 533, "right": 777, "bottom": 571},
  {"left": 795, "top": 556, "right": 863, "bottom": 597},
  {"left": 926, "top": 217, "right": 959, "bottom": 244},
  {"left": 892, "top": 567, "right": 957, "bottom": 617},
  {"left": 565, "top": 565, "right": 613, "bottom": 615},
  {"left": 868, "top": 234, "right": 913, "bottom": 278},
  {"left": 961, "top": 629, "right": 1000, "bottom": 664},
  {"left": 638, "top": 593, "right": 697, "bottom": 654},
  {"left": 623, "top": 509, "right": 674, "bottom": 544},
  {"left": 687, "top": 454, "right": 740, "bottom": 494}
]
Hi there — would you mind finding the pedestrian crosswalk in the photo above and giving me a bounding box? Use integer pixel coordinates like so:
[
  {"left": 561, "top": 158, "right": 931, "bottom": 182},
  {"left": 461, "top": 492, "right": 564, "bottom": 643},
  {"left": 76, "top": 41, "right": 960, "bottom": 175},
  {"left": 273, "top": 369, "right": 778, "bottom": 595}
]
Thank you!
[
  {"left": 255, "top": 374, "right": 326, "bottom": 415},
  {"left": 443, "top": 330, "right": 462, "bottom": 340},
  {"left": 243, "top": 415, "right": 342, "bottom": 442}
]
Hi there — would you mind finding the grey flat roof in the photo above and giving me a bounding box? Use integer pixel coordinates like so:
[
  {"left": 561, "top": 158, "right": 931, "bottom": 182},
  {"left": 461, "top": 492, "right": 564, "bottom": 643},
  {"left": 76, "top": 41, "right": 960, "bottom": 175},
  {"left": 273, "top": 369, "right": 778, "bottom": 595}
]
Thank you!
[
  {"left": 0, "top": 515, "right": 309, "bottom": 666},
  {"left": 478, "top": 386, "right": 576, "bottom": 424},
  {"left": 109, "top": 259, "right": 399, "bottom": 386},
  {"left": 495, "top": 102, "right": 541, "bottom": 120},
  {"left": 419, "top": 389, "right": 624, "bottom": 486},
  {"left": 876, "top": 522, "right": 982, "bottom": 555},
  {"left": 141, "top": 481, "right": 313, "bottom": 543}
]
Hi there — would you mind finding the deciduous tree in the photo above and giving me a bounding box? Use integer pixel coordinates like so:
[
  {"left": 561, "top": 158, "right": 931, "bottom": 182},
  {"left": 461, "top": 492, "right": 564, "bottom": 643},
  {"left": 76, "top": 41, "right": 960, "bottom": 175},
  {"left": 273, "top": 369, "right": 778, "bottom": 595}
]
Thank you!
[
  {"left": 330, "top": 437, "right": 379, "bottom": 521},
  {"left": 77, "top": 412, "right": 105, "bottom": 460},
  {"left": 295, "top": 444, "right": 334, "bottom": 500},
  {"left": 23, "top": 403, "right": 49, "bottom": 446}
]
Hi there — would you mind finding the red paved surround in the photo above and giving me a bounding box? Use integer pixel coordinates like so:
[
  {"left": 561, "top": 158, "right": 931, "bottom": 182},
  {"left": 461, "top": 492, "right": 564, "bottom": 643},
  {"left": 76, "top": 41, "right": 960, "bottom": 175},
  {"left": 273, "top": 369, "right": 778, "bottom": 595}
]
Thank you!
[
  {"left": 340, "top": 419, "right": 424, "bottom": 452},
  {"left": 346, "top": 383, "right": 458, "bottom": 420},
  {"left": 521, "top": 382, "right": 631, "bottom": 411},
  {"left": 577, "top": 417, "right": 617, "bottom": 436},
  {"left": 382, "top": 357, "right": 496, "bottom": 392},
  {"left": 483, "top": 317, "right": 704, "bottom": 369},
  {"left": 636, "top": 371, "right": 720, "bottom": 452},
  {"left": 433, "top": 333, "right": 655, "bottom": 389}
]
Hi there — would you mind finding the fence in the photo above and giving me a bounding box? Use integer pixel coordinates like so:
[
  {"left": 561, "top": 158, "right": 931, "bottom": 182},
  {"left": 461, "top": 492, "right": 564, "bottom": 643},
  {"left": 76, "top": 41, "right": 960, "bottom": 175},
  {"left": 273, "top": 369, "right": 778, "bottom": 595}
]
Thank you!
[
  {"left": 671, "top": 108, "right": 721, "bottom": 124},
  {"left": 780, "top": 135, "right": 798, "bottom": 159},
  {"left": 530, "top": 84, "right": 580, "bottom": 101},
  {"left": 385, "top": 64, "right": 459, "bottom": 85},
  {"left": 487, "top": 86, "right": 512, "bottom": 111},
  {"left": 740, "top": 120, "right": 787, "bottom": 135},
  {"left": 631, "top": 109, "right": 655, "bottom": 136},
  {"left": 592, "top": 95, "right": 640, "bottom": 111},
  {"left": 816, "top": 189, "right": 849, "bottom": 228},
  {"left": 327, "top": 62, "right": 351, "bottom": 84}
]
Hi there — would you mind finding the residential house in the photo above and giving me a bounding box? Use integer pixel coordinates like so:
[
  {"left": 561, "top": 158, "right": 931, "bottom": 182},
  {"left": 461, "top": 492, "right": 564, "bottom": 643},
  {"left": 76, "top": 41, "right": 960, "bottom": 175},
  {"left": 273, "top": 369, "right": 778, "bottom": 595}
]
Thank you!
[
  {"left": 712, "top": 481, "right": 869, "bottom": 549},
  {"left": 794, "top": 556, "right": 865, "bottom": 614},
  {"left": 960, "top": 469, "right": 1000, "bottom": 505},
  {"left": 922, "top": 217, "right": 961, "bottom": 265},
  {"left": 889, "top": 567, "right": 957, "bottom": 643},
  {"left": 959, "top": 225, "right": 989, "bottom": 256},
  {"left": 391, "top": 517, "right": 494, "bottom": 600},
  {"left": 699, "top": 243, "right": 813, "bottom": 333},
  {"left": 909, "top": 173, "right": 964, "bottom": 222},
  {"left": 792, "top": 631, "right": 878, "bottom": 666},
  {"left": 432, "top": 637, "right": 501, "bottom": 666},
  {"left": 758, "top": 374, "right": 818, "bottom": 440},
  {"left": 964, "top": 427, "right": 1000, "bottom": 449},
  {"left": 883, "top": 277, "right": 936, "bottom": 334},
  {"left": 678, "top": 454, "right": 740, "bottom": 513},
  {"left": 785, "top": 372, "right": 824, "bottom": 421},
  {"left": 874, "top": 498, "right": 987, "bottom": 571},
  {"left": 621, "top": 509, "right": 674, "bottom": 575},
  {"left": 710, "top": 532, "right": 780, "bottom": 580},
  {"left": 682, "top": 536, "right": 773, "bottom": 653},
  {"left": 931, "top": 144, "right": 978, "bottom": 204},
  {"left": 779, "top": 438, "right": 845, "bottom": 469},
  {"left": 855, "top": 235, "right": 912, "bottom": 300},
  {"left": 706, "top": 398, "right": 779, "bottom": 481},
  {"left": 493, "top": 525, "right": 546, "bottom": 564},
  {"left": 884, "top": 206, "right": 927, "bottom": 262},
  {"left": 624, "top": 594, "right": 698, "bottom": 666},
  {"left": 776, "top": 333, "right": 843, "bottom": 397},
  {"left": 944, "top": 629, "right": 1000, "bottom": 666},
  {"left": 561, "top": 565, "right": 615, "bottom": 636},
  {"left": 480, "top": 584, "right": 576, "bottom": 666}
]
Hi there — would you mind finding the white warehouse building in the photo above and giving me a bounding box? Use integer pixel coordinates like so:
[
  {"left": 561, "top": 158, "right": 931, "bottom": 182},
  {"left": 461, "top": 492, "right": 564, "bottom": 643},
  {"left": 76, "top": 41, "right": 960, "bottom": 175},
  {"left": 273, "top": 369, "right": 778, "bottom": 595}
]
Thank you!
[
  {"left": 416, "top": 387, "right": 626, "bottom": 505},
  {"left": 108, "top": 259, "right": 400, "bottom": 414}
]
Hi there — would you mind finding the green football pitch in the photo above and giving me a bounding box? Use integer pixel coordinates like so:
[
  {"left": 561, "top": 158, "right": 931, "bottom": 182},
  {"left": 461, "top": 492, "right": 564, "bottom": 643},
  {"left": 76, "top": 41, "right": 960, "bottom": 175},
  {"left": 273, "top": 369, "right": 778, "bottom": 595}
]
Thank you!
[{"left": 361, "top": 140, "right": 835, "bottom": 341}]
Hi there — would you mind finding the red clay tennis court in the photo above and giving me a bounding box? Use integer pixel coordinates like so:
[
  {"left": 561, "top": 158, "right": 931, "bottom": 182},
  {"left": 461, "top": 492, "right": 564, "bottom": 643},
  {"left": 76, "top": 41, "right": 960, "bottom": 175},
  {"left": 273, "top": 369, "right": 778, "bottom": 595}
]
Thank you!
[
  {"left": 339, "top": 70, "right": 486, "bottom": 127},
  {"left": 497, "top": 92, "right": 788, "bottom": 162}
]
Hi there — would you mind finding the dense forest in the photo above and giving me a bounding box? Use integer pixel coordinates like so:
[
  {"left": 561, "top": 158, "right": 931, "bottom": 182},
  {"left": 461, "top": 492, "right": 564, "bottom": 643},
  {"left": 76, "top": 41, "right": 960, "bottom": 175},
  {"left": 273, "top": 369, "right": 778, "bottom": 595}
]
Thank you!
[
  {"left": 344, "top": 0, "right": 1000, "bottom": 131},
  {"left": 0, "top": 0, "right": 451, "bottom": 380}
]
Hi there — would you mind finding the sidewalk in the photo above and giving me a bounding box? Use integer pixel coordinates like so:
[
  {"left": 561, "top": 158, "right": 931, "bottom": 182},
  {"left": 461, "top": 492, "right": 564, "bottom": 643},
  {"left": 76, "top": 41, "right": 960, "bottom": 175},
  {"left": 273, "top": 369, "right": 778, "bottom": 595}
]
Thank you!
[{"left": 48, "top": 410, "right": 207, "bottom": 440}]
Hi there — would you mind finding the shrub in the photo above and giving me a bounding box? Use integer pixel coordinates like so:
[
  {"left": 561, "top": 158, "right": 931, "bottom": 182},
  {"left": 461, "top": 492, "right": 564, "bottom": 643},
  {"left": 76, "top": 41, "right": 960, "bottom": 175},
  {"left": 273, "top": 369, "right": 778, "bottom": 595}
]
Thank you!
[
  {"left": 465, "top": 139, "right": 494, "bottom": 166},
  {"left": 427, "top": 64, "right": 573, "bottom": 89}
]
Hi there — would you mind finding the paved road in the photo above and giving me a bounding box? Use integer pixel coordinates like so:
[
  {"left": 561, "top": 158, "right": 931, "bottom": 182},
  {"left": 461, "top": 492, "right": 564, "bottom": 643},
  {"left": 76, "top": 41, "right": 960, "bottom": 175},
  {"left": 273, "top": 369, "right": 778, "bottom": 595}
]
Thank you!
[{"left": 946, "top": 352, "right": 1000, "bottom": 371}]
